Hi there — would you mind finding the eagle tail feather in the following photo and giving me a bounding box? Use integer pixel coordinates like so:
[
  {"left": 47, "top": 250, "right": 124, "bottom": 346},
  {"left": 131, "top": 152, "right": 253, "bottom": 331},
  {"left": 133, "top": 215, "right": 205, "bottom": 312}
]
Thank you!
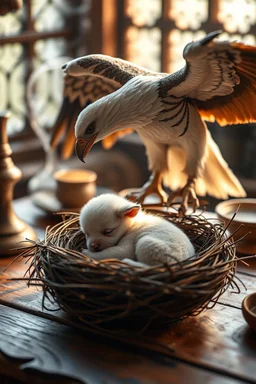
[
  {"left": 199, "top": 135, "right": 246, "bottom": 199},
  {"left": 163, "top": 136, "right": 246, "bottom": 200}
]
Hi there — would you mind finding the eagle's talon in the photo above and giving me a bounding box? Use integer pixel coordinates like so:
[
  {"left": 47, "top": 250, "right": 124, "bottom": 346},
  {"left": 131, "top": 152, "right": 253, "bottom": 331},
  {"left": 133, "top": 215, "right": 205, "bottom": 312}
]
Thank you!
[
  {"left": 168, "top": 178, "right": 199, "bottom": 215},
  {"left": 125, "top": 187, "right": 168, "bottom": 204},
  {"left": 124, "top": 171, "right": 167, "bottom": 204},
  {"left": 189, "top": 187, "right": 200, "bottom": 212},
  {"left": 192, "top": 197, "right": 200, "bottom": 212},
  {"left": 178, "top": 205, "right": 187, "bottom": 217},
  {"left": 124, "top": 192, "right": 138, "bottom": 203},
  {"left": 125, "top": 190, "right": 148, "bottom": 204}
]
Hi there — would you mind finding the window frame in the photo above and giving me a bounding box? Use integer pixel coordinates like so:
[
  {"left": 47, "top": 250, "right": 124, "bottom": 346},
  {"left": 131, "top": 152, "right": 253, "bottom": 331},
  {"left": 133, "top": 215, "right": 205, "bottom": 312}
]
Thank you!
[{"left": 0, "top": 0, "right": 92, "bottom": 142}]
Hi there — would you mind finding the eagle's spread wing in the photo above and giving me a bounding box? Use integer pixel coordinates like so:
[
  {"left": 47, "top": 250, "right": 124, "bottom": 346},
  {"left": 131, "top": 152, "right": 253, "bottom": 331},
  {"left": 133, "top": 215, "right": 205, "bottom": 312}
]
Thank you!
[
  {"left": 50, "top": 55, "right": 159, "bottom": 158},
  {"left": 160, "top": 31, "right": 256, "bottom": 126},
  {"left": 62, "top": 54, "right": 160, "bottom": 86},
  {"left": 50, "top": 74, "right": 125, "bottom": 158}
]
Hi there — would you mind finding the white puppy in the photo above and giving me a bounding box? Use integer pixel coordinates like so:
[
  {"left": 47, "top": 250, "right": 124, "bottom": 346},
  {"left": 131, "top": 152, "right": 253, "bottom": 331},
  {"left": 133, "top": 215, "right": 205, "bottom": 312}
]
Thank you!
[{"left": 79, "top": 194, "right": 195, "bottom": 266}]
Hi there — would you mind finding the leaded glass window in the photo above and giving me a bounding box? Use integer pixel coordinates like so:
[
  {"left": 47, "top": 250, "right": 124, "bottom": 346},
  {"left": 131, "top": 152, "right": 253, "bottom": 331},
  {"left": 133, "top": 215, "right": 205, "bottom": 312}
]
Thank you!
[
  {"left": 0, "top": 0, "right": 91, "bottom": 135},
  {"left": 119, "top": 0, "right": 256, "bottom": 73}
]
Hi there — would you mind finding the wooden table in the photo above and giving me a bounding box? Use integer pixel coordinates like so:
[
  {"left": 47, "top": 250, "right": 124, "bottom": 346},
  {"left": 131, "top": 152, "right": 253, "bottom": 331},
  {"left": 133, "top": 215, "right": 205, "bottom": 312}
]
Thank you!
[{"left": 0, "top": 196, "right": 256, "bottom": 384}]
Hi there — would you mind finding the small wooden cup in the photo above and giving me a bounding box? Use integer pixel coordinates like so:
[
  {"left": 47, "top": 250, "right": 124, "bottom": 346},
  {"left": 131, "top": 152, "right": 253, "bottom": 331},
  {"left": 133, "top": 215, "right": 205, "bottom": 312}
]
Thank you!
[
  {"left": 215, "top": 198, "right": 256, "bottom": 255},
  {"left": 54, "top": 169, "right": 97, "bottom": 208},
  {"left": 242, "top": 292, "right": 256, "bottom": 332}
]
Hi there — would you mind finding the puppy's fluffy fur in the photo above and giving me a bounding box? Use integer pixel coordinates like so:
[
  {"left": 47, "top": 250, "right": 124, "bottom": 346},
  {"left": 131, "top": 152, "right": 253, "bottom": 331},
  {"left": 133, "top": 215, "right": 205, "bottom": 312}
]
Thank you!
[{"left": 79, "top": 194, "right": 194, "bottom": 266}]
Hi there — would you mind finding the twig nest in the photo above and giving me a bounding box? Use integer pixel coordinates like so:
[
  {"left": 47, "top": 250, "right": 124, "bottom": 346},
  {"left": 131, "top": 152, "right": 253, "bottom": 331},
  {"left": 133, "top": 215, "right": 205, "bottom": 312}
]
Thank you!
[{"left": 19, "top": 207, "right": 239, "bottom": 333}]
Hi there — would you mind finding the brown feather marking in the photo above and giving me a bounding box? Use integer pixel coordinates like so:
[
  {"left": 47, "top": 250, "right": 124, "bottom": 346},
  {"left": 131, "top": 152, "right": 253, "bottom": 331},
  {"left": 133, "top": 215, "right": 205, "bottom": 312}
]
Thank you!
[
  {"left": 194, "top": 44, "right": 256, "bottom": 126},
  {"left": 50, "top": 73, "right": 121, "bottom": 152},
  {"left": 61, "top": 106, "right": 79, "bottom": 159},
  {"left": 159, "top": 66, "right": 189, "bottom": 98},
  {"left": 50, "top": 98, "right": 71, "bottom": 148},
  {"left": 76, "top": 56, "right": 157, "bottom": 86}
]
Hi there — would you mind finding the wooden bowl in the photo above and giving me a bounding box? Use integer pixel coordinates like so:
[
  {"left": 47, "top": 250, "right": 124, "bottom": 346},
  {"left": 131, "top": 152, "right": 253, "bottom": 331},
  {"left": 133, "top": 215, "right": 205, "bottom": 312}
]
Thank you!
[
  {"left": 242, "top": 292, "right": 256, "bottom": 332},
  {"left": 54, "top": 169, "right": 97, "bottom": 208},
  {"left": 215, "top": 198, "right": 256, "bottom": 255}
]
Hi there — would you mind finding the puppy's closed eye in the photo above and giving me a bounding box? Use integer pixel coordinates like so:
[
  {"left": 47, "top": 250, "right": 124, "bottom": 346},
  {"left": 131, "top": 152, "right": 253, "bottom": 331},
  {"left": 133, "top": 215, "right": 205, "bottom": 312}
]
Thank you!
[{"left": 103, "top": 228, "right": 115, "bottom": 236}]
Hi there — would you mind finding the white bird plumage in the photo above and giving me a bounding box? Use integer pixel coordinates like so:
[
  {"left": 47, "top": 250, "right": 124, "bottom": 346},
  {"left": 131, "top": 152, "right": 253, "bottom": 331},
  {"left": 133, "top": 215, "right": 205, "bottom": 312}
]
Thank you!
[{"left": 51, "top": 31, "right": 256, "bottom": 213}]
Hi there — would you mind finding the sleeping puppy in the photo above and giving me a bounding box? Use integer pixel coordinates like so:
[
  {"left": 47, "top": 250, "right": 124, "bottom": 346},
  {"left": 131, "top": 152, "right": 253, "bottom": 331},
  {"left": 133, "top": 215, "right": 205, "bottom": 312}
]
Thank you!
[{"left": 79, "top": 194, "right": 195, "bottom": 266}]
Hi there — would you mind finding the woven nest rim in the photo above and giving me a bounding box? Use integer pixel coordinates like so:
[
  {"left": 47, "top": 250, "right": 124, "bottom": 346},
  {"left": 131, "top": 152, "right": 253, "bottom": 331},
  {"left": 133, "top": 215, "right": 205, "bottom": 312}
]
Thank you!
[{"left": 14, "top": 206, "right": 250, "bottom": 335}]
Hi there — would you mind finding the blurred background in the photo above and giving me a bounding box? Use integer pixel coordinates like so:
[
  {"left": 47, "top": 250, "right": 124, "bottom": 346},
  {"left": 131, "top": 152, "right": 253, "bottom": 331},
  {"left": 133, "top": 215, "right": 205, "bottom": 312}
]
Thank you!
[{"left": 0, "top": 0, "right": 255, "bottom": 210}]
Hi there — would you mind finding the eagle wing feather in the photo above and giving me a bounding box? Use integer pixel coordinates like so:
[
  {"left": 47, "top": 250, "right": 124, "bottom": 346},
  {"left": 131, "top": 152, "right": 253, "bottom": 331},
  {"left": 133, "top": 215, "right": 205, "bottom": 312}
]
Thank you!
[
  {"left": 194, "top": 42, "right": 256, "bottom": 126},
  {"left": 51, "top": 55, "right": 162, "bottom": 157},
  {"left": 160, "top": 31, "right": 256, "bottom": 126},
  {"left": 51, "top": 73, "right": 135, "bottom": 158}
]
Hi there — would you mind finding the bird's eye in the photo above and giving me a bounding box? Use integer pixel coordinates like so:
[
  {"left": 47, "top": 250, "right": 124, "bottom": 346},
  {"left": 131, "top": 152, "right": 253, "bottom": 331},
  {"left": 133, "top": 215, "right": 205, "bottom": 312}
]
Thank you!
[
  {"left": 103, "top": 228, "right": 114, "bottom": 236},
  {"left": 85, "top": 124, "right": 95, "bottom": 135}
]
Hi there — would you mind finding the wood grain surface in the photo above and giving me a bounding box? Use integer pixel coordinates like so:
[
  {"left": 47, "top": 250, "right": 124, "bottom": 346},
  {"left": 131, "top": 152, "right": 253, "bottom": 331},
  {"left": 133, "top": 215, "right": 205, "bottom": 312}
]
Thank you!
[
  {"left": 2, "top": 304, "right": 250, "bottom": 384},
  {"left": 1, "top": 275, "right": 256, "bottom": 383}
]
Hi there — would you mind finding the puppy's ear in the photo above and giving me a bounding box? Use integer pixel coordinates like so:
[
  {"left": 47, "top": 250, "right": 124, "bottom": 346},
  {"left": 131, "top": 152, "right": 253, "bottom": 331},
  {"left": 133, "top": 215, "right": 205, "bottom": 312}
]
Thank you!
[{"left": 118, "top": 204, "right": 141, "bottom": 218}]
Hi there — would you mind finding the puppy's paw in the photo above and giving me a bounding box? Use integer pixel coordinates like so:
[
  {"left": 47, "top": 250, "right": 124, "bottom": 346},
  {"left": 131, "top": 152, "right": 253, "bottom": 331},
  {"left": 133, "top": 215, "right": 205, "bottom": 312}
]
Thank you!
[
  {"left": 82, "top": 249, "right": 97, "bottom": 259},
  {"left": 122, "top": 258, "right": 146, "bottom": 268}
]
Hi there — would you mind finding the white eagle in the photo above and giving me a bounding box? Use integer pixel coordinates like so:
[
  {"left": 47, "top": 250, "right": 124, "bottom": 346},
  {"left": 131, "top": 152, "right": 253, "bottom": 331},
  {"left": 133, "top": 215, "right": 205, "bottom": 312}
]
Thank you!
[{"left": 51, "top": 31, "right": 256, "bottom": 214}]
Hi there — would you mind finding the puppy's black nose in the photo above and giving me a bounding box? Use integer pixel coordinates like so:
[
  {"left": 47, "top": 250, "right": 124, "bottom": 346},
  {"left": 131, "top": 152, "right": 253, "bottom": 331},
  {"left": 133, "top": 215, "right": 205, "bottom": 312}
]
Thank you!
[
  {"left": 91, "top": 242, "right": 100, "bottom": 251},
  {"left": 62, "top": 63, "right": 67, "bottom": 70}
]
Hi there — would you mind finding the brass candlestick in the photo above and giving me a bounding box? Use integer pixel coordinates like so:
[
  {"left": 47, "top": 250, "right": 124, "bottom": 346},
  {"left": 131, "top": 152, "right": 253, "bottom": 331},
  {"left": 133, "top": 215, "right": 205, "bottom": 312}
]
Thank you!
[{"left": 0, "top": 112, "right": 37, "bottom": 256}]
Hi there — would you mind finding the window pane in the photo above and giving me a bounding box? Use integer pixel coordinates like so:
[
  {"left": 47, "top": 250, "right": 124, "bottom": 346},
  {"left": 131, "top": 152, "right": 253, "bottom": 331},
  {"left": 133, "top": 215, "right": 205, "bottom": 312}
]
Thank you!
[
  {"left": 0, "top": 0, "right": 91, "bottom": 135},
  {"left": 27, "top": 58, "right": 67, "bottom": 131},
  {"left": 33, "top": 0, "right": 66, "bottom": 32},
  {"left": 34, "top": 38, "right": 68, "bottom": 63},
  {"left": 220, "top": 32, "right": 256, "bottom": 45},
  {"left": 125, "top": 0, "right": 162, "bottom": 27},
  {"left": 0, "top": 44, "right": 25, "bottom": 134},
  {"left": 217, "top": 0, "right": 256, "bottom": 33},
  {"left": 0, "top": 7, "right": 24, "bottom": 35},
  {"left": 168, "top": 0, "right": 208, "bottom": 30},
  {"left": 125, "top": 26, "right": 161, "bottom": 71}
]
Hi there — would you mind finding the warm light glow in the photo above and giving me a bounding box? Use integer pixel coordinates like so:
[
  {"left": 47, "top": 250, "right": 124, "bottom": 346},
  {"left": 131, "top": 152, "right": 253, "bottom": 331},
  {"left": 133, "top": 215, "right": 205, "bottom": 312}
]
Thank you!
[
  {"left": 221, "top": 32, "right": 256, "bottom": 46},
  {"left": 125, "top": 27, "right": 161, "bottom": 71},
  {"left": 217, "top": 0, "right": 256, "bottom": 33},
  {"left": 0, "top": 0, "right": 69, "bottom": 134},
  {"left": 125, "top": 0, "right": 162, "bottom": 26},
  {"left": 168, "top": 0, "right": 208, "bottom": 30},
  {"left": 124, "top": 0, "right": 256, "bottom": 74},
  {"left": 102, "top": 0, "right": 117, "bottom": 56}
]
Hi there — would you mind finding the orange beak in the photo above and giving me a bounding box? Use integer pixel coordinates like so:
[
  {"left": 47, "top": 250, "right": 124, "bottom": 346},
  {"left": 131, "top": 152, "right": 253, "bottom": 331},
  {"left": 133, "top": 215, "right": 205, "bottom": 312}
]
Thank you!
[{"left": 75, "top": 133, "right": 98, "bottom": 163}]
